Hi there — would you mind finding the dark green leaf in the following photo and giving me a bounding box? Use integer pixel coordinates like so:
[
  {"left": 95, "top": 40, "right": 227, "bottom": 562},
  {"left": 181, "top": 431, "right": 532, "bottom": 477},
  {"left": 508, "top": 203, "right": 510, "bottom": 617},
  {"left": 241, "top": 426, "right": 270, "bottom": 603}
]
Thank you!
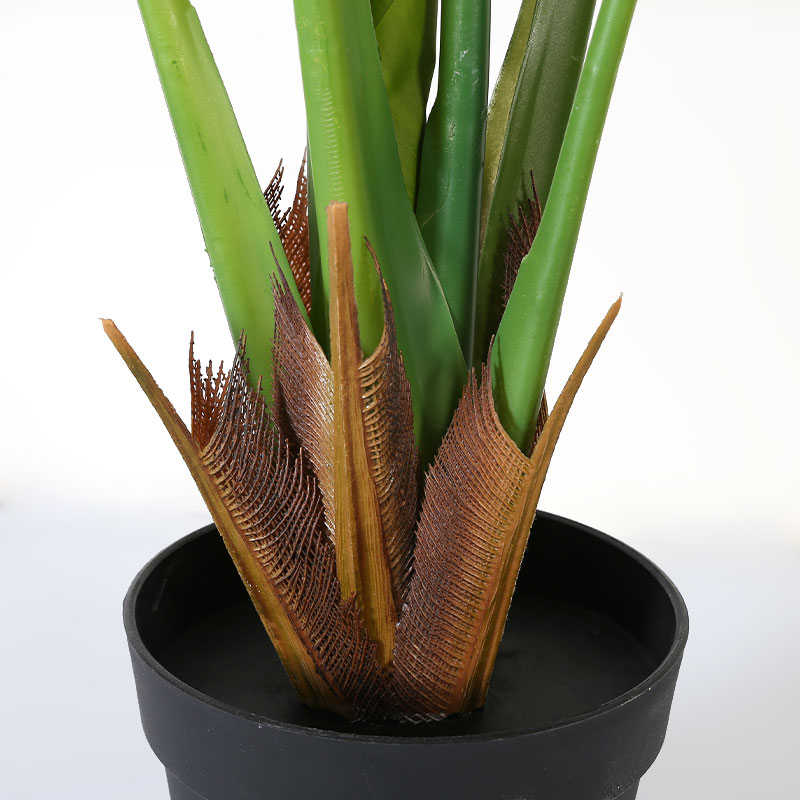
[{"left": 416, "top": 0, "right": 490, "bottom": 362}]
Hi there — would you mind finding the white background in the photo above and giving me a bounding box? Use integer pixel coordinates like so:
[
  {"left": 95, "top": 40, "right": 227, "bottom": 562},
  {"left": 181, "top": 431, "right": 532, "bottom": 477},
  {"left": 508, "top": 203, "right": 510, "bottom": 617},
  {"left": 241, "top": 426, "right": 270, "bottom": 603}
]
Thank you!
[{"left": 1, "top": 0, "right": 798, "bottom": 797}]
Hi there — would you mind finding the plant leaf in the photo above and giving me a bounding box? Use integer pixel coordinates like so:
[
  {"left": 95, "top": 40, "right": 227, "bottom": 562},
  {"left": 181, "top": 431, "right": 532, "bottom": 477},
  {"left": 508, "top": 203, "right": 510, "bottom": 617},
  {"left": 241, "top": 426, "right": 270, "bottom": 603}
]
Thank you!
[
  {"left": 474, "top": 0, "right": 596, "bottom": 364},
  {"left": 137, "top": 0, "right": 307, "bottom": 398},
  {"left": 306, "top": 151, "right": 329, "bottom": 352},
  {"left": 294, "top": 0, "right": 466, "bottom": 466},
  {"left": 371, "top": 0, "right": 438, "bottom": 205},
  {"left": 103, "top": 320, "right": 385, "bottom": 720},
  {"left": 392, "top": 298, "right": 620, "bottom": 717},
  {"left": 492, "top": 0, "right": 637, "bottom": 451},
  {"left": 497, "top": 179, "right": 549, "bottom": 444},
  {"left": 415, "top": 0, "right": 490, "bottom": 360}
]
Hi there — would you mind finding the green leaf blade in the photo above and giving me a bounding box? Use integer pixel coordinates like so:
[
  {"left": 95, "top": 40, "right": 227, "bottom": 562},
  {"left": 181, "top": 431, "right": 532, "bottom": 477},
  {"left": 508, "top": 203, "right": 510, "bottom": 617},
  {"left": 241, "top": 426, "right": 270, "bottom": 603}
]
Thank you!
[
  {"left": 492, "top": 0, "right": 638, "bottom": 451},
  {"left": 294, "top": 0, "right": 466, "bottom": 465},
  {"left": 137, "top": 0, "right": 306, "bottom": 399}
]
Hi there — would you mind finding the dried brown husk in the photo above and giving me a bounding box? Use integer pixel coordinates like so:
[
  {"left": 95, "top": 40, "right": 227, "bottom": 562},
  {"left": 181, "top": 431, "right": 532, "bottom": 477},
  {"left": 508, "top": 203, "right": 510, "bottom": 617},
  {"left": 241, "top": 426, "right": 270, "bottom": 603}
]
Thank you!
[
  {"left": 328, "top": 203, "right": 397, "bottom": 667},
  {"left": 391, "top": 298, "right": 621, "bottom": 718},
  {"left": 360, "top": 242, "right": 419, "bottom": 609},
  {"left": 271, "top": 270, "right": 335, "bottom": 537},
  {"left": 270, "top": 204, "right": 421, "bottom": 613},
  {"left": 104, "top": 183, "right": 618, "bottom": 722},
  {"left": 271, "top": 204, "right": 419, "bottom": 667},
  {"left": 103, "top": 320, "right": 385, "bottom": 720}
]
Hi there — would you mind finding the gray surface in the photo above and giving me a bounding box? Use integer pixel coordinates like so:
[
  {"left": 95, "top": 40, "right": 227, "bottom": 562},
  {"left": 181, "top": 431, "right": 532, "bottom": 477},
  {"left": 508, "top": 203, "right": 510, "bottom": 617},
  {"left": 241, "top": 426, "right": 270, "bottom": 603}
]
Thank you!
[{"left": 2, "top": 0, "right": 799, "bottom": 796}]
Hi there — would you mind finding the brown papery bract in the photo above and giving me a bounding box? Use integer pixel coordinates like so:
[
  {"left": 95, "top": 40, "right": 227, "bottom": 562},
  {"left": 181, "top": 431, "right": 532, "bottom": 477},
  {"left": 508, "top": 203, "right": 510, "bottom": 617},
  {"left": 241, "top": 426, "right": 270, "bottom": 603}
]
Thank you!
[
  {"left": 392, "top": 298, "right": 621, "bottom": 718},
  {"left": 272, "top": 207, "right": 419, "bottom": 652},
  {"left": 272, "top": 270, "right": 336, "bottom": 538},
  {"left": 103, "top": 320, "right": 386, "bottom": 720}
]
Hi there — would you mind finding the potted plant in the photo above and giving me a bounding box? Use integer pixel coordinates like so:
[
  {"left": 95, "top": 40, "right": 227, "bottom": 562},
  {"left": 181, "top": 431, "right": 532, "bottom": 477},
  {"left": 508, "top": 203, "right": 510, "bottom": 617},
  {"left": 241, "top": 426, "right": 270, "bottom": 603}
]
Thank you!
[{"left": 107, "top": 0, "right": 688, "bottom": 798}]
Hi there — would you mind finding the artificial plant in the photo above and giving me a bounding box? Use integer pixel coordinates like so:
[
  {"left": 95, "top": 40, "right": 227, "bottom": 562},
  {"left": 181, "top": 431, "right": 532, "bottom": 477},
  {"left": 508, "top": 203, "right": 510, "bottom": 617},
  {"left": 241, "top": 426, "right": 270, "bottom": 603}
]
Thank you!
[{"left": 105, "top": 0, "right": 636, "bottom": 721}]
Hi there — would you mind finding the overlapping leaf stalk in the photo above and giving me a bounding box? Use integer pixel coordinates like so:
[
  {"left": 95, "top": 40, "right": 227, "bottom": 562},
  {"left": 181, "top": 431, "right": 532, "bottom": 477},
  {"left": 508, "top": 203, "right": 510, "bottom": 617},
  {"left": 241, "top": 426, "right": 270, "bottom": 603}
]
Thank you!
[{"left": 112, "top": 0, "right": 638, "bottom": 720}]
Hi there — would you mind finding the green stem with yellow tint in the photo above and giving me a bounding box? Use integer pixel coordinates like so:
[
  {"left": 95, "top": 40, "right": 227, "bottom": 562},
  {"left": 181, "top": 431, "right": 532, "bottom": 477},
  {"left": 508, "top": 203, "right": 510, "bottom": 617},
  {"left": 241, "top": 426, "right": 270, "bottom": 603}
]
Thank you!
[
  {"left": 492, "top": 0, "right": 637, "bottom": 451},
  {"left": 137, "top": 0, "right": 306, "bottom": 397},
  {"left": 474, "top": 0, "right": 596, "bottom": 364}
]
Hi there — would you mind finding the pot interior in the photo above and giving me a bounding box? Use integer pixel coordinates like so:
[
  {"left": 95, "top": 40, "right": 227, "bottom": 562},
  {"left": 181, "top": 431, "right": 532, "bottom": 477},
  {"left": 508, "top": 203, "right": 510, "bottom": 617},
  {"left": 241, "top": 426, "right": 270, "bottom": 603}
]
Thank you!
[{"left": 133, "top": 512, "right": 680, "bottom": 738}]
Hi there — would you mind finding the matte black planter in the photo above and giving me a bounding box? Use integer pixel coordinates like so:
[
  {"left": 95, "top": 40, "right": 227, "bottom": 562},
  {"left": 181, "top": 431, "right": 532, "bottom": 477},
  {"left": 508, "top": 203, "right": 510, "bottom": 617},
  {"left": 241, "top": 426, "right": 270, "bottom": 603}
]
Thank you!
[{"left": 124, "top": 511, "right": 688, "bottom": 800}]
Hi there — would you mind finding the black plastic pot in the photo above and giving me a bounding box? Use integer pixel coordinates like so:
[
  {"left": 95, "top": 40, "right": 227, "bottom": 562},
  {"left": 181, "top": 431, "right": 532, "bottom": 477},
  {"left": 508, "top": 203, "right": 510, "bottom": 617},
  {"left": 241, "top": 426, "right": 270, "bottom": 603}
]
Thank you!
[{"left": 124, "top": 511, "right": 688, "bottom": 800}]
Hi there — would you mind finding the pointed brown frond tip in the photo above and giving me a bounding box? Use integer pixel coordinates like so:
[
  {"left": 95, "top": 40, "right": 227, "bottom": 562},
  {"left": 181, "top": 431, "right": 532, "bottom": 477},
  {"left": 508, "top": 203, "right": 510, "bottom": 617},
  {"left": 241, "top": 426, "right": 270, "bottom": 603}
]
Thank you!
[
  {"left": 104, "top": 319, "right": 386, "bottom": 720},
  {"left": 266, "top": 154, "right": 312, "bottom": 314},
  {"left": 392, "top": 298, "right": 621, "bottom": 719}
]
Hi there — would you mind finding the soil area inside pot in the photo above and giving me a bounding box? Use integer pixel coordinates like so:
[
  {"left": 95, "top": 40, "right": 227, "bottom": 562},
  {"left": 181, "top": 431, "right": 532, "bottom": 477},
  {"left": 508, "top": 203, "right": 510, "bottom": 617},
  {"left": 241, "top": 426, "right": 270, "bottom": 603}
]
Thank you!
[{"left": 156, "top": 559, "right": 657, "bottom": 737}]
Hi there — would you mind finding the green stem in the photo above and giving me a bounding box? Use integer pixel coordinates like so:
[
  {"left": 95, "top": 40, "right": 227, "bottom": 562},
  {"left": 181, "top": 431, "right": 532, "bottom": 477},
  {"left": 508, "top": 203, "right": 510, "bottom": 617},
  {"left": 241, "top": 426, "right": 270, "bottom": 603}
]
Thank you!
[
  {"left": 492, "top": 0, "right": 637, "bottom": 450},
  {"left": 416, "top": 0, "right": 490, "bottom": 363},
  {"left": 137, "top": 0, "right": 305, "bottom": 398},
  {"left": 294, "top": 0, "right": 466, "bottom": 465}
]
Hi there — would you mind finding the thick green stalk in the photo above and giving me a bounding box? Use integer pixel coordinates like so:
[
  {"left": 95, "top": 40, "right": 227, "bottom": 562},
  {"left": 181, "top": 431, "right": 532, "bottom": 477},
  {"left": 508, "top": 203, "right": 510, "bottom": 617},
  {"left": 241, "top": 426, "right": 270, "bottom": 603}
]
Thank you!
[
  {"left": 294, "top": 0, "right": 466, "bottom": 465},
  {"left": 137, "top": 0, "right": 305, "bottom": 396},
  {"left": 371, "top": 0, "right": 438, "bottom": 206},
  {"left": 474, "top": 0, "right": 596, "bottom": 364},
  {"left": 416, "top": 0, "right": 490, "bottom": 363},
  {"left": 492, "top": 0, "right": 637, "bottom": 451}
]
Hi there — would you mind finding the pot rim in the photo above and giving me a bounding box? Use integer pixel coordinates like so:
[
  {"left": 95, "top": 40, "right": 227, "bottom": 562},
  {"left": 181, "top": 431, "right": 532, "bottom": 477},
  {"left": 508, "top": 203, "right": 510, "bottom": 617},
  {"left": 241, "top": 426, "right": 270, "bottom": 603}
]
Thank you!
[{"left": 124, "top": 510, "right": 689, "bottom": 745}]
